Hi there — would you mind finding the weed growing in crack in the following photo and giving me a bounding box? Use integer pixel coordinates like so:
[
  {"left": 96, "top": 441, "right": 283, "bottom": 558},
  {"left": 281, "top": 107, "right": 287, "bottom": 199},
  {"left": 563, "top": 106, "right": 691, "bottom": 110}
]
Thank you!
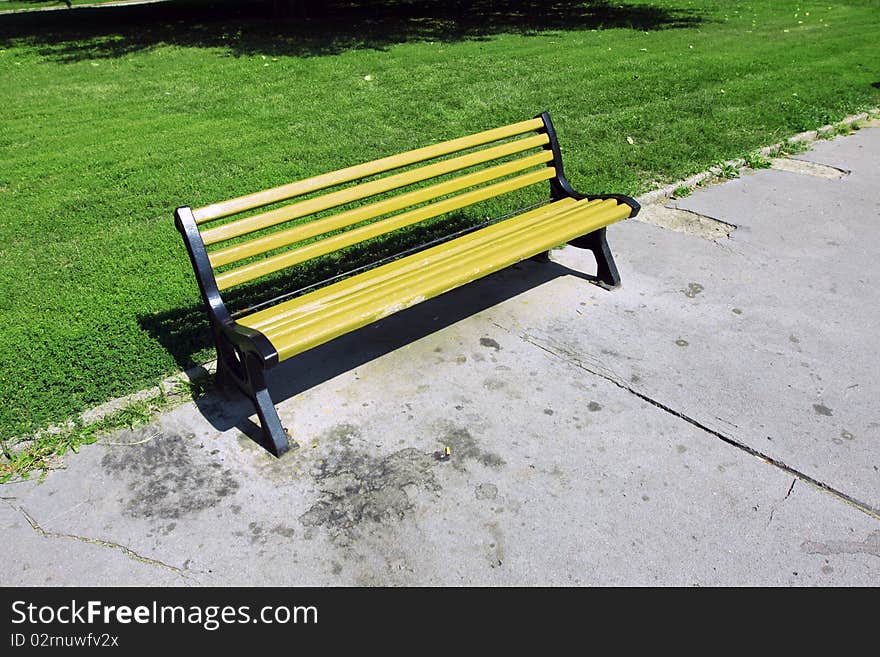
[
  {"left": 743, "top": 151, "right": 771, "bottom": 169},
  {"left": 672, "top": 184, "right": 693, "bottom": 198}
]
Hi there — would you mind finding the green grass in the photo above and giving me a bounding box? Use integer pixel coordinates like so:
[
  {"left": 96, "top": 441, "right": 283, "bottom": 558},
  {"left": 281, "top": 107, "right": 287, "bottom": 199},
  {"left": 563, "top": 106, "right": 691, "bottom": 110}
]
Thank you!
[
  {"left": 1, "top": 0, "right": 879, "bottom": 449},
  {"left": 0, "top": 0, "right": 129, "bottom": 12}
]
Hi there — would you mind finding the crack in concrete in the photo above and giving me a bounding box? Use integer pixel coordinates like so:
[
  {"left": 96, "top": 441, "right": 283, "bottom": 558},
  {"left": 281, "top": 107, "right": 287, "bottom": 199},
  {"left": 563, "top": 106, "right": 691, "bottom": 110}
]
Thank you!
[
  {"left": 503, "top": 327, "right": 880, "bottom": 522},
  {"left": 767, "top": 480, "right": 797, "bottom": 528},
  {"left": 6, "top": 501, "right": 190, "bottom": 578}
]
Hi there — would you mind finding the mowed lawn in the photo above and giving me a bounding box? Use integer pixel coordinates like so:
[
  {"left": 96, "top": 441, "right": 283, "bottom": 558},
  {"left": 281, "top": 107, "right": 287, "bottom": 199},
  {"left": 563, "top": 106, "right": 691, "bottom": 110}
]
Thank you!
[
  {"left": 1, "top": 0, "right": 878, "bottom": 444},
  {"left": 0, "top": 0, "right": 127, "bottom": 12}
]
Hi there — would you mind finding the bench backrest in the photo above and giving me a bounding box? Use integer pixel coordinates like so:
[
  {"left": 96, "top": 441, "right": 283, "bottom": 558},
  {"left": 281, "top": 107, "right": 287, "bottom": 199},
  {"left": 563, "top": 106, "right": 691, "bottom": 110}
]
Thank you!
[{"left": 176, "top": 113, "right": 569, "bottom": 306}]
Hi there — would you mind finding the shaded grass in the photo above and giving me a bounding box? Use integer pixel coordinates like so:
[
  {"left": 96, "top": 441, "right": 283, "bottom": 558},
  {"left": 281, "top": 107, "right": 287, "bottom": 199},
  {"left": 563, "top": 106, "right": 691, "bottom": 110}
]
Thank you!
[
  {"left": 1, "top": 0, "right": 879, "bottom": 445},
  {"left": 0, "top": 0, "right": 130, "bottom": 11}
]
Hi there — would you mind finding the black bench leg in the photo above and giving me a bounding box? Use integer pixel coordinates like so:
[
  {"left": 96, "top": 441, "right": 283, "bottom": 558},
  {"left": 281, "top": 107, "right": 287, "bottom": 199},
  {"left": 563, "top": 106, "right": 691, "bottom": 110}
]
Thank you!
[
  {"left": 212, "top": 324, "right": 242, "bottom": 399},
  {"left": 210, "top": 326, "right": 291, "bottom": 457},
  {"left": 570, "top": 228, "right": 621, "bottom": 290},
  {"left": 243, "top": 353, "right": 291, "bottom": 457}
]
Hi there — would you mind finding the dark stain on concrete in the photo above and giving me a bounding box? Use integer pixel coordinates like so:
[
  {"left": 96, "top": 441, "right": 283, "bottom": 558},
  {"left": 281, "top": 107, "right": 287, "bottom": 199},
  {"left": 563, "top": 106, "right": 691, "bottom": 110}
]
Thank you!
[
  {"left": 101, "top": 429, "right": 239, "bottom": 520},
  {"left": 801, "top": 531, "right": 880, "bottom": 559},
  {"left": 813, "top": 403, "right": 834, "bottom": 417},
  {"left": 299, "top": 447, "right": 439, "bottom": 546},
  {"left": 683, "top": 282, "right": 704, "bottom": 298},
  {"left": 297, "top": 423, "right": 505, "bottom": 545},
  {"left": 486, "top": 521, "right": 505, "bottom": 568},
  {"left": 441, "top": 427, "right": 505, "bottom": 470},
  {"left": 246, "top": 521, "right": 294, "bottom": 544},
  {"left": 475, "top": 483, "right": 498, "bottom": 500},
  {"left": 480, "top": 337, "right": 501, "bottom": 351},
  {"left": 324, "top": 423, "right": 359, "bottom": 447},
  {"left": 832, "top": 429, "right": 855, "bottom": 446},
  {"left": 543, "top": 408, "right": 554, "bottom": 416},
  {"left": 587, "top": 401, "right": 603, "bottom": 412},
  {"left": 248, "top": 521, "right": 267, "bottom": 545},
  {"left": 271, "top": 524, "right": 296, "bottom": 538}
]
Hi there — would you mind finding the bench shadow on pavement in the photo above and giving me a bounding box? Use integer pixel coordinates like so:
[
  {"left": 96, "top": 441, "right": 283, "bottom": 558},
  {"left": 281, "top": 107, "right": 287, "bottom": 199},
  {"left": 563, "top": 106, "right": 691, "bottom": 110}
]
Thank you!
[{"left": 178, "top": 259, "right": 600, "bottom": 446}]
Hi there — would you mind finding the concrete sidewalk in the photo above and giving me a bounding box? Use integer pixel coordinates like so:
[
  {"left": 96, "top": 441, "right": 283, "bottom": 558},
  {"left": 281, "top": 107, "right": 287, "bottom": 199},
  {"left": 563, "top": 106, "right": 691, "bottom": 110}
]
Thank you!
[{"left": 3, "top": 127, "right": 878, "bottom": 586}]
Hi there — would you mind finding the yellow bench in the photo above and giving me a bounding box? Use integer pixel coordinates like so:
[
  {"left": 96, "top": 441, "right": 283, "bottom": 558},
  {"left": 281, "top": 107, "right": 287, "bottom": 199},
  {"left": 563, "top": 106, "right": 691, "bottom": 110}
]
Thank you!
[{"left": 175, "top": 112, "right": 639, "bottom": 456}]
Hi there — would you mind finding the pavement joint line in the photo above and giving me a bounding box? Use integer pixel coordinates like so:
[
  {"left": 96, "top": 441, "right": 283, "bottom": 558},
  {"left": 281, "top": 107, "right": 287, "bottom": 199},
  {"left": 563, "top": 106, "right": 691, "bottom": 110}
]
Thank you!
[
  {"left": 2, "top": 498, "right": 193, "bottom": 578},
  {"left": 506, "top": 327, "right": 880, "bottom": 523}
]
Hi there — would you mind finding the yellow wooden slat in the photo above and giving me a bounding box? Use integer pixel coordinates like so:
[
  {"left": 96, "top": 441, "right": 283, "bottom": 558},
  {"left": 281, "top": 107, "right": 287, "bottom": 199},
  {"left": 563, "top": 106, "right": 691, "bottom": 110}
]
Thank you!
[
  {"left": 241, "top": 200, "right": 630, "bottom": 359},
  {"left": 263, "top": 201, "right": 629, "bottom": 358},
  {"left": 201, "top": 133, "right": 550, "bottom": 246},
  {"left": 244, "top": 198, "right": 590, "bottom": 333},
  {"left": 247, "top": 199, "right": 611, "bottom": 334},
  {"left": 208, "top": 149, "right": 555, "bottom": 268},
  {"left": 215, "top": 167, "right": 556, "bottom": 290},
  {"left": 192, "top": 117, "right": 546, "bottom": 224}
]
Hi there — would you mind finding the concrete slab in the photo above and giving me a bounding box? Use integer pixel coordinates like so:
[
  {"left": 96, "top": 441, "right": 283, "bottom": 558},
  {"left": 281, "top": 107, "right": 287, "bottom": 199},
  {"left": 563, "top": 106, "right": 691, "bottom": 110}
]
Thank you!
[
  {"left": 3, "top": 129, "right": 879, "bottom": 586},
  {"left": 649, "top": 127, "right": 880, "bottom": 511}
]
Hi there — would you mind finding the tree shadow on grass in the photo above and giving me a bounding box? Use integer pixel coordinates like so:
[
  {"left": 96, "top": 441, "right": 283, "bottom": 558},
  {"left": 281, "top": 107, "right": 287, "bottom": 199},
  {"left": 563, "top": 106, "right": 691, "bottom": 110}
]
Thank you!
[{"left": 1, "top": 0, "right": 705, "bottom": 62}]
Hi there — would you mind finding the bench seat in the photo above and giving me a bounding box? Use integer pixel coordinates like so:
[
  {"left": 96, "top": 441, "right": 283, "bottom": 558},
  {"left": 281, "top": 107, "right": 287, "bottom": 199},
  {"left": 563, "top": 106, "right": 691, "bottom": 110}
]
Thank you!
[{"left": 238, "top": 196, "right": 629, "bottom": 361}]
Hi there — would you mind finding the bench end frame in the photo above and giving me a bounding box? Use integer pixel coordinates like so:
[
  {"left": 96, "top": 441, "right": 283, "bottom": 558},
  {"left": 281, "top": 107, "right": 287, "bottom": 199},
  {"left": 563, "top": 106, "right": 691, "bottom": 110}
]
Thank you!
[
  {"left": 175, "top": 206, "right": 291, "bottom": 456},
  {"left": 536, "top": 111, "right": 639, "bottom": 288}
]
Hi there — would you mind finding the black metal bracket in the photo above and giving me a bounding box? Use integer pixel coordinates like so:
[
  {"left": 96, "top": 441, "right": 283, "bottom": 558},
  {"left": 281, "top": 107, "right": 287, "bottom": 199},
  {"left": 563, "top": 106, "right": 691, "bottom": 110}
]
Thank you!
[
  {"left": 174, "top": 206, "right": 291, "bottom": 456},
  {"left": 535, "top": 111, "right": 639, "bottom": 288}
]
